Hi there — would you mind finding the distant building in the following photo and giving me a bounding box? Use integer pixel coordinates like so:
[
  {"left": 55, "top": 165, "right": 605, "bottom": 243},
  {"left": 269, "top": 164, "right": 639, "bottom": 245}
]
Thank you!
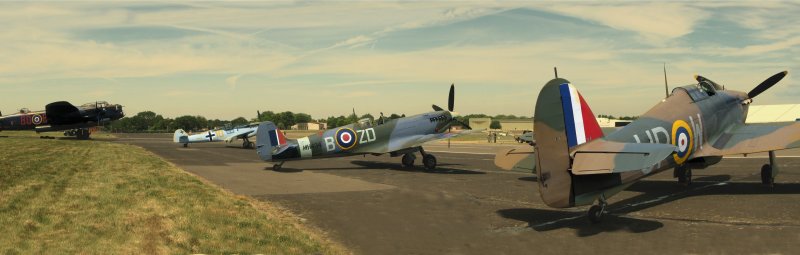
[
  {"left": 746, "top": 104, "right": 800, "bottom": 123},
  {"left": 469, "top": 118, "right": 492, "bottom": 130},
  {"left": 496, "top": 119, "right": 533, "bottom": 131},
  {"left": 291, "top": 122, "right": 327, "bottom": 130}
]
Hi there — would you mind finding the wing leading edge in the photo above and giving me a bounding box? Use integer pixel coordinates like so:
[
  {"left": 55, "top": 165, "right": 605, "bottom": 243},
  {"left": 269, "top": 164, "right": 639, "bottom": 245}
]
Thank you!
[{"left": 696, "top": 122, "right": 800, "bottom": 157}]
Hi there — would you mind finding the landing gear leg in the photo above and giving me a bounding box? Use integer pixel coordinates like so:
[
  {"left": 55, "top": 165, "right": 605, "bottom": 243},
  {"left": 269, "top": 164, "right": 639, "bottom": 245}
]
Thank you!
[
  {"left": 761, "top": 151, "right": 778, "bottom": 186},
  {"left": 242, "top": 138, "right": 253, "bottom": 149},
  {"left": 418, "top": 146, "right": 437, "bottom": 172},
  {"left": 675, "top": 166, "right": 692, "bottom": 186},
  {"left": 273, "top": 162, "right": 285, "bottom": 171},
  {"left": 588, "top": 194, "right": 608, "bottom": 224}
]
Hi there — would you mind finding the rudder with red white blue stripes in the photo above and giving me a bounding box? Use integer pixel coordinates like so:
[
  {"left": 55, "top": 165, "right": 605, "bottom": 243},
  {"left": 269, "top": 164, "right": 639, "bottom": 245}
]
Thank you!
[{"left": 558, "top": 83, "right": 603, "bottom": 148}]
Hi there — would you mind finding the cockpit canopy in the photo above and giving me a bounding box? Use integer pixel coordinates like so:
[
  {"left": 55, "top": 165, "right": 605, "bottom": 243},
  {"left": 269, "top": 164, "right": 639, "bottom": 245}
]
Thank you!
[
  {"left": 81, "top": 101, "right": 110, "bottom": 108},
  {"left": 671, "top": 83, "right": 717, "bottom": 102},
  {"left": 18, "top": 108, "right": 30, "bottom": 114}
]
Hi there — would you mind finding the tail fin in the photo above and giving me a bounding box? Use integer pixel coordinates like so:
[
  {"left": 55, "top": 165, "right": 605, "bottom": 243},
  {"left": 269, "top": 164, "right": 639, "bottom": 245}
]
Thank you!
[
  {"left": 534, "top": 79, "right": 603, "bottom": 208},
  {"left": 255, "top": 121, "right": 287, "bottom": 161},
  {"left": 173, "top": 129, "right": 188, "bottom": 143}
]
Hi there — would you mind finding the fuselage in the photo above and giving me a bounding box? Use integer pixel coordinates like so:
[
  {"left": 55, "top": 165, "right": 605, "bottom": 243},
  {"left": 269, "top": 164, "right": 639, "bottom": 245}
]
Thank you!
[
  {"left": 572, "top": 84, "right": 749, "bottom": 203},
  {"left": 0, "top": 102, "right": 124, "bottom": 132},
  {"left": 183, "top": 125, "right": 258, "bottom": 143}
]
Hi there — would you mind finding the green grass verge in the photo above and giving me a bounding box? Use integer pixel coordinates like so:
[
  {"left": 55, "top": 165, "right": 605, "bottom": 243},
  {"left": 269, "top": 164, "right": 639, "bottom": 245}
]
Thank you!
[{"left": 0, "top": 136, "right": 346, "bottom": 254}]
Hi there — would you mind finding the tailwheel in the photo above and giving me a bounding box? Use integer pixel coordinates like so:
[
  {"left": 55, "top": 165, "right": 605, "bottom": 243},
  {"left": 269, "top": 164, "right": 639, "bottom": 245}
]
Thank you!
[
  {"left": 761, "top": 164, "right": 774, "bottom": 186},
  {"left": 587, "top": 194, "right": 608, "bottom": 224},
  {"left": 401, "top": 153, "right": 415, "bottom": 168},
  {"left": 677, "top": 166, "right": 692, "bottom": 186},
  {"left": 422, "top": 154, "right": 437, "bottom": 172}
]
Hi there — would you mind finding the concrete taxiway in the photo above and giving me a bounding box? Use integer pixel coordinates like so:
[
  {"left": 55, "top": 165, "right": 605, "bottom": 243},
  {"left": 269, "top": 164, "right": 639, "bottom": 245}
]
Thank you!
[{"left": 115, "top": 133, "right": 800, "bottom": 254}]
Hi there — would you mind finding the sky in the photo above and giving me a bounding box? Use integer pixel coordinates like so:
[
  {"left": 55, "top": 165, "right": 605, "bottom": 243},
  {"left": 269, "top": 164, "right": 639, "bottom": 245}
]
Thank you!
[{"left": 0, "top": 1, "right": 798, "bottom": 120}]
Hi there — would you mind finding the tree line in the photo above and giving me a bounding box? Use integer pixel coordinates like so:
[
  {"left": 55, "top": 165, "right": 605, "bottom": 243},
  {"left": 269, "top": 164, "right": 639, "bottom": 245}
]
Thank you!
[{"left": 106, "top": 110, "right": 410, "bottom": 133}]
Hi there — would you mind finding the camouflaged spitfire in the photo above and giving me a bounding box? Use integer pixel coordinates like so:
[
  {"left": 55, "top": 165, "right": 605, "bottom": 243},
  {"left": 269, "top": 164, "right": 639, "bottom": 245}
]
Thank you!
[
  {"left": 495, "top": 71, "right": 800, "bottom": 223},
  {"left": 255, "top": 85, "right": 477, "bottom": 171}
]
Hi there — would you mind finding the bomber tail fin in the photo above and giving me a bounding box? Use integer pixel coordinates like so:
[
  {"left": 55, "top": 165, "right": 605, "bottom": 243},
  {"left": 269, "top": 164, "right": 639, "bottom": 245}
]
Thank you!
[
  {"left": 173, "top": 129, "right": 188, "bottom": 143},
  {"left": 534, "top": 79, "right": 604, "bottom": 208},
  {"left": 255, "top": 121, "right": 287, "bottom": 161}
]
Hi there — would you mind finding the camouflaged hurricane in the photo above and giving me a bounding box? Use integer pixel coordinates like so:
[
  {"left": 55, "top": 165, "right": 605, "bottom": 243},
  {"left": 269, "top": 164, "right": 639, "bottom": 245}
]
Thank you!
[
  {"left": 0, "top": 101, "right": 124, "bottom": 139},
  {"left": 495, "top": 70, "right": 800, "bottom": 223},
  {"left": 255, "top": 84, "right": 478, "bottom": 171}
]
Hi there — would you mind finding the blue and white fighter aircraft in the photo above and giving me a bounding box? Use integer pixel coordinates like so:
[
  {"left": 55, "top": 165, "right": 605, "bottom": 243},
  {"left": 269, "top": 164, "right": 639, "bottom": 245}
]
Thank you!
[{"left": 174, "top": 123, "right": 258, "bottom": 148}]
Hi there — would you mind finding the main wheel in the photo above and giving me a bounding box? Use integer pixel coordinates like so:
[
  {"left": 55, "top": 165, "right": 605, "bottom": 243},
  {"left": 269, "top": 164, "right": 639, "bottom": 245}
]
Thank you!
[
  {"left": 401, "top": 153, "right": 415, "bottom": 167},
  {"left": 183, "top": 143, "right": 188, "bottom": 148},
  {"left": 587, "top": 205, "right": 604, "bottom": 224},
  {"left": 273, "top": 164, "right": 282, "bottom": 171},
  {"left": 761, "top": 164, "right": 774, "bottom": 186},
  {"left": 677, "top": 167, "right": 692, "bottom": 186},
  {"left": 422, "top": 154, "right": 437, "bottom": 172}
]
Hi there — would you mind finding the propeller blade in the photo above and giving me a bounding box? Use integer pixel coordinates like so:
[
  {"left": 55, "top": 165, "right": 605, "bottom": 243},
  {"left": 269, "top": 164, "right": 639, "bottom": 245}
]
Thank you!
[
  {"left": 257, "top": 110, "right": 261, "bottom": 121},
  {"left": 748, "top": 71, "right": 788, "bottom": 99},
  {"left": 448, "top": 83, "right": 454, "bottom": 112},
  {"left": 456, "top": 119, "right": 472, "bottom": 130},
  {"left": 432, "top": 104, "right": 444, "bottom": 111}
]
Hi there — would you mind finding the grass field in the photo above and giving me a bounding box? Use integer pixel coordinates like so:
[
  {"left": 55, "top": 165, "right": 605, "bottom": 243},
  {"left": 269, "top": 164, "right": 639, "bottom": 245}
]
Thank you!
[{"left": 0, "top": 132, "right": 345, "bottom": 254}]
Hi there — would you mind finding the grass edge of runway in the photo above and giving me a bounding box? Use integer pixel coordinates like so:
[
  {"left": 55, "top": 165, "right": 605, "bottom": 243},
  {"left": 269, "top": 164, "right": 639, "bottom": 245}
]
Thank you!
[{"left": 0, "top": 135, "right": 348, "bottom": 254}]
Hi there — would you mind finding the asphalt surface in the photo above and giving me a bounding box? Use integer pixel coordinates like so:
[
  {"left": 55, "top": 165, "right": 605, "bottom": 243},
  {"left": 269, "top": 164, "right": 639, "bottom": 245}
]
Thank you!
[{"left": 114, "top": 133, "right": 800, "bottom": 254}]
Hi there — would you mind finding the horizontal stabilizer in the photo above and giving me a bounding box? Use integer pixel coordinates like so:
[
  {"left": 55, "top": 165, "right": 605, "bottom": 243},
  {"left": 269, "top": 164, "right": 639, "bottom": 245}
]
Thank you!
[
  {"left": 494, "top": 147, "right": 536, "bottom": 173},
  {"left": 571, "top": 140, "right": 675, "bottom": 175}
]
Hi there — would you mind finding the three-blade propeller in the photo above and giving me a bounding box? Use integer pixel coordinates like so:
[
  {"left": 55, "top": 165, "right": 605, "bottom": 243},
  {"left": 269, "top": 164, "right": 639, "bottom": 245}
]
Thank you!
[{"left": 432, "top": 84, "right": 472, "bottom": 130}]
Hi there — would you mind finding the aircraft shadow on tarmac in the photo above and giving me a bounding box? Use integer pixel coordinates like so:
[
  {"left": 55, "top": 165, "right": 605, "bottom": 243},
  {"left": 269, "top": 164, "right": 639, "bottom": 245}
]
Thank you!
[
  {"left": 498, "top": 174, "right": 800, "bottom": 237},
  {"left": 270, "top": 160, "right": 485, "bottom": 175}
]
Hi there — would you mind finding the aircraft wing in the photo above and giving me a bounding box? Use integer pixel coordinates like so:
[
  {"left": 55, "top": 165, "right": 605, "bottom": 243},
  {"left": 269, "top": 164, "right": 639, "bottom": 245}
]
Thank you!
[
  {"left": 695, "top": 122, "right": 800, "bottom": 157},
  {"left": 570, "top": 139, "right": 676, "bottom": 175},
  {"left": 223, "top": 130, "right": 256, "bottom": 143},
  {"left": 399, "top": 130, "right": 483, "bottom": 149}
]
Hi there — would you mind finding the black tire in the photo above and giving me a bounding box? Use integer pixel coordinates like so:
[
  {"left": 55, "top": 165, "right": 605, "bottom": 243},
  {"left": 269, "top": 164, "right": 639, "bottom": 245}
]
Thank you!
[
  {"left": 761, "top": 164, "right": 774, "bottom": 186},
  {"left": 402, "top": 153, "right": 415, "bottom": 167},
  {"left": 183, "top": 143, "right": 188, "bottom": 148},
  {"left": 273, "top": 164, "right": 282, "bottom": 171},
  {"left": 423, "top": 154, "right": 437, "bottom": 172},
  {"left": 677, "top": 167, "right": 692, "bottom": 186},
  {"left": 587, "top": 205, "right": 603, "bottom": 224}
]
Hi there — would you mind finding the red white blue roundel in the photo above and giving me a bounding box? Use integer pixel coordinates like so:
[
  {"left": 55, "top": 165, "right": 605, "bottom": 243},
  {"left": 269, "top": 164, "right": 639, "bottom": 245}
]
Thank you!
[
  {"left": 335, "top": 128, "right": 358, "bottom": 150},
  {"left": 671, "top": 120, "right": 693, "bottom": 164},
  {"left": 31, "top": 114, "right": 44, "bottom": 125}
]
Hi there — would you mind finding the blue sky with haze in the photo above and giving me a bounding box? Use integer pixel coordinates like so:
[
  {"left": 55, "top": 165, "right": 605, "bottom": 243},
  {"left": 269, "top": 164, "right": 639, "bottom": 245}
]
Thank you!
[{"left": 1, "top": 1, "right": 797, "bottom": 119}]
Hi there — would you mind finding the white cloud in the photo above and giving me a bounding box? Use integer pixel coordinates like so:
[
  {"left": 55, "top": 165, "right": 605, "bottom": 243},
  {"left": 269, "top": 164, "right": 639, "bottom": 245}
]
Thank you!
[
  {"left": 226, "top": 74, "right": 242, "bottom": 88},
  {"left": 539, "top": 3, "right": 710, "bottom": 44}
]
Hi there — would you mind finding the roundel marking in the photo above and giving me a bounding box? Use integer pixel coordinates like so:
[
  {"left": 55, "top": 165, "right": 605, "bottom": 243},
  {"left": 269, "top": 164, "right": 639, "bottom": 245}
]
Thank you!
[
  {"left": 31, "top": 114, "right": 43, "bottom": 125},
  {"left": 671, "top": 120, "right": 693, "bottom": 165},
  {"left": 335, "top": 128, "right": 358, "bottom": 150}
]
